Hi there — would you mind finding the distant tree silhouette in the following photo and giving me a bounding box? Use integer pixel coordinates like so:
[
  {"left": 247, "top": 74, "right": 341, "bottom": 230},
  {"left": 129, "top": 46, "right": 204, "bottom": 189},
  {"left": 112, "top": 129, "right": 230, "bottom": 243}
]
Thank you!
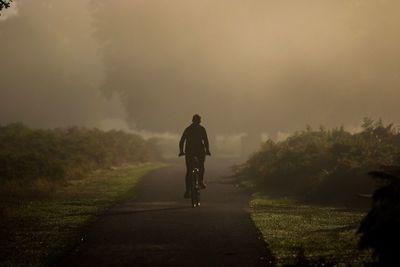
[
  {"left": 358, "top": 166, "right": 400, "bottom": 266},
  {"left": 0, "top": 0, "right": 12, "bottom": 13}
]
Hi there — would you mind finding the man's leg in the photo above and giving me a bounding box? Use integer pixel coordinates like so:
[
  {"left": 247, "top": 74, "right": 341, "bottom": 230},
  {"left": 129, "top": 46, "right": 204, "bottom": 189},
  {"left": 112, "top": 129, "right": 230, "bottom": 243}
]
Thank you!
[
  {"left": 198, "top": 154, "right": 206, "bottom": 188},
  {"left": 184, "top": 155, "right": 192, "bottom": 193}
]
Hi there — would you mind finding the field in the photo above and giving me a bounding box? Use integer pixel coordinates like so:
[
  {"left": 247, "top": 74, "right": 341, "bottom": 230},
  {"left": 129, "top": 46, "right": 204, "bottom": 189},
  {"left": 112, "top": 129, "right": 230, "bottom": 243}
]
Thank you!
[
  {"left": 250, "top": 194, "right": 372, "bottom": 266},
  {"left": 0, "top": 163, "right": 166, "bottom": 267}
]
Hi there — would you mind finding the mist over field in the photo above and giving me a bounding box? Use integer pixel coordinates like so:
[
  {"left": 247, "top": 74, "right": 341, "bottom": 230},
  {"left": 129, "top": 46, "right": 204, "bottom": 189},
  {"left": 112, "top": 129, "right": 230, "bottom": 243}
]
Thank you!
[
  {"left": 1, "top": 0, "right": 400, "bottom": 155},
  {"left": 2, "top": 2, "right": 400, "bottom": 265}
]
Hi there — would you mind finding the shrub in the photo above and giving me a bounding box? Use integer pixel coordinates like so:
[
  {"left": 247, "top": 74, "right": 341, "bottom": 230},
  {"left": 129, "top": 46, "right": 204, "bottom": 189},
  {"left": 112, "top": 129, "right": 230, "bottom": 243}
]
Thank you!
[
  {"left": 358, "top": 166, "right": 400, "bottom": 266},
  {"left": 0, "top": 123, "right": 161, "bottom": 183},
  {"left": 236, "top": 119, "right": 400, "bottom": 203}
]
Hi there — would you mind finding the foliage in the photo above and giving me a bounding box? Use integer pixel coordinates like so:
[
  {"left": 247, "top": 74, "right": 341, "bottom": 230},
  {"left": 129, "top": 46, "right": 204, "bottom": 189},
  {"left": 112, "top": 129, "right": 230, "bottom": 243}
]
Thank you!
[
  {"left": 358, "top": 166, "right": 400, "bottom": 266},
  {"left": 236, "top": 119, "right": 400, "bottom": 203},
  {"left": 0, "top": 123, "right": 161, "bottom": 184},
  {"left": 0, "top": 0, "right": 12, "bottom": 13}
]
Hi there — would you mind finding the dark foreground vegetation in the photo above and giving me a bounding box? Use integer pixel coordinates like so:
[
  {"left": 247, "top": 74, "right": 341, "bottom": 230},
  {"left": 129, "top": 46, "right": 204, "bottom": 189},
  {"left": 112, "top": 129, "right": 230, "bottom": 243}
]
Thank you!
[
  {"left": 237, "top": 119, "right": 400, "bottom": 266},
  {"left": 0, "top": 123, "right": 164, "bottom": 266},
  {"left": 358, "top": 166, "right": 400, "bottom": 266}
]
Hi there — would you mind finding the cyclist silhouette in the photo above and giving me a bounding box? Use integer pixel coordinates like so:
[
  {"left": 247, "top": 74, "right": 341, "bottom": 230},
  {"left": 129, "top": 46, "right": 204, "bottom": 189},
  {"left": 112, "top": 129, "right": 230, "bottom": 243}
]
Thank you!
[{"left": 179, "top": 114, "right": 211, "bottom": 198}]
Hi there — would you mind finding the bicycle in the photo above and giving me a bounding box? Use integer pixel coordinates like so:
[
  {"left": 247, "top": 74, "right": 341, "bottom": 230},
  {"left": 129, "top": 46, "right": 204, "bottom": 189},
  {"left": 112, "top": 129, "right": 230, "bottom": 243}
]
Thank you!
[{"left": 190, "top": 156, "right": 201, "bottom": 208}]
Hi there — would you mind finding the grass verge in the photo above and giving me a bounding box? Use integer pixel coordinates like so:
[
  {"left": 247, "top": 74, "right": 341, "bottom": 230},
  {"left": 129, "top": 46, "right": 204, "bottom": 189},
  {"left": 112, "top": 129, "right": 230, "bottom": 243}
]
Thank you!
[
  {"left": 250, "top": 194, "right": 372, "bottom": 266},
  {"left": 0, "top": 162, "right": 166, "bottom": 267}
]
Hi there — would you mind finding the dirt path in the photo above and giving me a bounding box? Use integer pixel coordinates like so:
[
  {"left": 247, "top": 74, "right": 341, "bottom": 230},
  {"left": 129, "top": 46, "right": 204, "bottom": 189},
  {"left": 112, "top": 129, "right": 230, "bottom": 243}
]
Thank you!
[{"left": 57, "top": 161, "right": 272, "bottom": 266}]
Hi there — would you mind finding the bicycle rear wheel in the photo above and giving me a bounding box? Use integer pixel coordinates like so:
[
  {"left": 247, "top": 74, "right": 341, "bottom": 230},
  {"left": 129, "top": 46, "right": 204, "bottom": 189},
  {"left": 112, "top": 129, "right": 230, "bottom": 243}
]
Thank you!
[{"left": 191, "top": 172, "right": 200, "bottom": 207}]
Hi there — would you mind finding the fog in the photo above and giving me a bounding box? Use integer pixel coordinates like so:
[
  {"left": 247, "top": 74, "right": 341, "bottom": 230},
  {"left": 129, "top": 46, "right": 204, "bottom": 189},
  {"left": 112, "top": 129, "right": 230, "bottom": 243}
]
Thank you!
[{"left": 1, "top": 0, "right": 400, "bottom": 156}]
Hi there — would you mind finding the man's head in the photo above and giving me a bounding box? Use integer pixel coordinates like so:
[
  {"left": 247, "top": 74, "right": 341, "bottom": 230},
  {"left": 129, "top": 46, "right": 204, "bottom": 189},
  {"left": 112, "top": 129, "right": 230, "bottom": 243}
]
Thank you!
[{"left": 192, "top": 114, "right": 201, "bottom": 124}]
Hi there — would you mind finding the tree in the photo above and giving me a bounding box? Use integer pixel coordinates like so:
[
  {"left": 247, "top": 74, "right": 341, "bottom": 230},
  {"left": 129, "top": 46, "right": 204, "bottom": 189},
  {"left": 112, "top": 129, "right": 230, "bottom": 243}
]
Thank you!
[{"left": 0, "top": 0, "right": 12, "bottom": 13}]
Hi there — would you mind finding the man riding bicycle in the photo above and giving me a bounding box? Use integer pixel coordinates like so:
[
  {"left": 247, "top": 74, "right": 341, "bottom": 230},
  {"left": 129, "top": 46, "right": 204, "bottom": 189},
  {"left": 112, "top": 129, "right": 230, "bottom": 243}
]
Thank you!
[{"left": 179, "top": 114, "right": 211, "bottom": 199}]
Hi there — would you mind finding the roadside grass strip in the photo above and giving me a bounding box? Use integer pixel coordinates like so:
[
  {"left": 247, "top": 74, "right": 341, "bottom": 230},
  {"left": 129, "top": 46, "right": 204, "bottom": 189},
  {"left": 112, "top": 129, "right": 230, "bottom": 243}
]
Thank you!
[
  {"left": 0, "top": 163, "right": 166, "bottom": 267},
  {"left": 250, "top": 195, "right": 372, "bottom": 266}
]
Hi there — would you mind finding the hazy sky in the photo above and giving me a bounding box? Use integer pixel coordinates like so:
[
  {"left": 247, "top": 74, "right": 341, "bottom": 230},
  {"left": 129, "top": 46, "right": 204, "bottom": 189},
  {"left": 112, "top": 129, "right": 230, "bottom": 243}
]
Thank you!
[{"left": 1, "top": 0, "right": 400, "bottom": 146}]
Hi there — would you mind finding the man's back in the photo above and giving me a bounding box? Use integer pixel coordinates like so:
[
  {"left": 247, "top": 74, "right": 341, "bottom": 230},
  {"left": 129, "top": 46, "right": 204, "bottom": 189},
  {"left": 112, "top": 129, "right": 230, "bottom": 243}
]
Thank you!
[{"left": 180, "top": 123, "right": 209, "bottom": 155}]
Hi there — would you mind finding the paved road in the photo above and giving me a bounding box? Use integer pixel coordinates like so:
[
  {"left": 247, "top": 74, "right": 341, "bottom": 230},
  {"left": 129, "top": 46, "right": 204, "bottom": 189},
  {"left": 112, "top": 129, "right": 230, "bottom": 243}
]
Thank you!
[{"left": 57, "top": 160, "right": 272, "bottom": 267}]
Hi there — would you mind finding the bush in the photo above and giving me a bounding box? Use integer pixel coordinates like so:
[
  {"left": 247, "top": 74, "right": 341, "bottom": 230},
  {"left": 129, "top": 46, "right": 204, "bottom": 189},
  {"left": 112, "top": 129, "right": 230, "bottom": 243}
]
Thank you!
[
  {"left": 358, "top": 166, "right": 400, "bottom": 266},
  {"left": 236, "top": 119, "right": 400, "bottom": 203},
  {"left": 0, "top": 123, "right": 161, "bottom": 183}
]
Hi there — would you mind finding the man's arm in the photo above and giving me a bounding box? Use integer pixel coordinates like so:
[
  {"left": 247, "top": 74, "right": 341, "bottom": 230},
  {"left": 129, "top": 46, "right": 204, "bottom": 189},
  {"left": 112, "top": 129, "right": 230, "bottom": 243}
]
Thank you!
[
  {"left": 203, "top": 128, "right": 211, "bottom": 155},
  {"left": 179, "top": 129, "right": 187, "bottom": 156}
]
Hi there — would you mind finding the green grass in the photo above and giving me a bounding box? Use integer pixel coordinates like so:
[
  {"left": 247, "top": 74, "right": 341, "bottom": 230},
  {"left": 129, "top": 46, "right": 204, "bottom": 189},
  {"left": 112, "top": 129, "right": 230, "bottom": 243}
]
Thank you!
[
  {"left": 0, "top": 162, "right": 166, "bottom": 267},
  {"left": 250, "top": 194, "right": 372, "bottom": 266}
]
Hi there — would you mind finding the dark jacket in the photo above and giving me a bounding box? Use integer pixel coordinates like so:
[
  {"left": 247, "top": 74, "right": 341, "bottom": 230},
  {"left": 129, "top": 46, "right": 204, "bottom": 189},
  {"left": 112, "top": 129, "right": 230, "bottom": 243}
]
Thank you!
[{"left": 179, "top": 123, "right": 209, "bottom": 155}]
